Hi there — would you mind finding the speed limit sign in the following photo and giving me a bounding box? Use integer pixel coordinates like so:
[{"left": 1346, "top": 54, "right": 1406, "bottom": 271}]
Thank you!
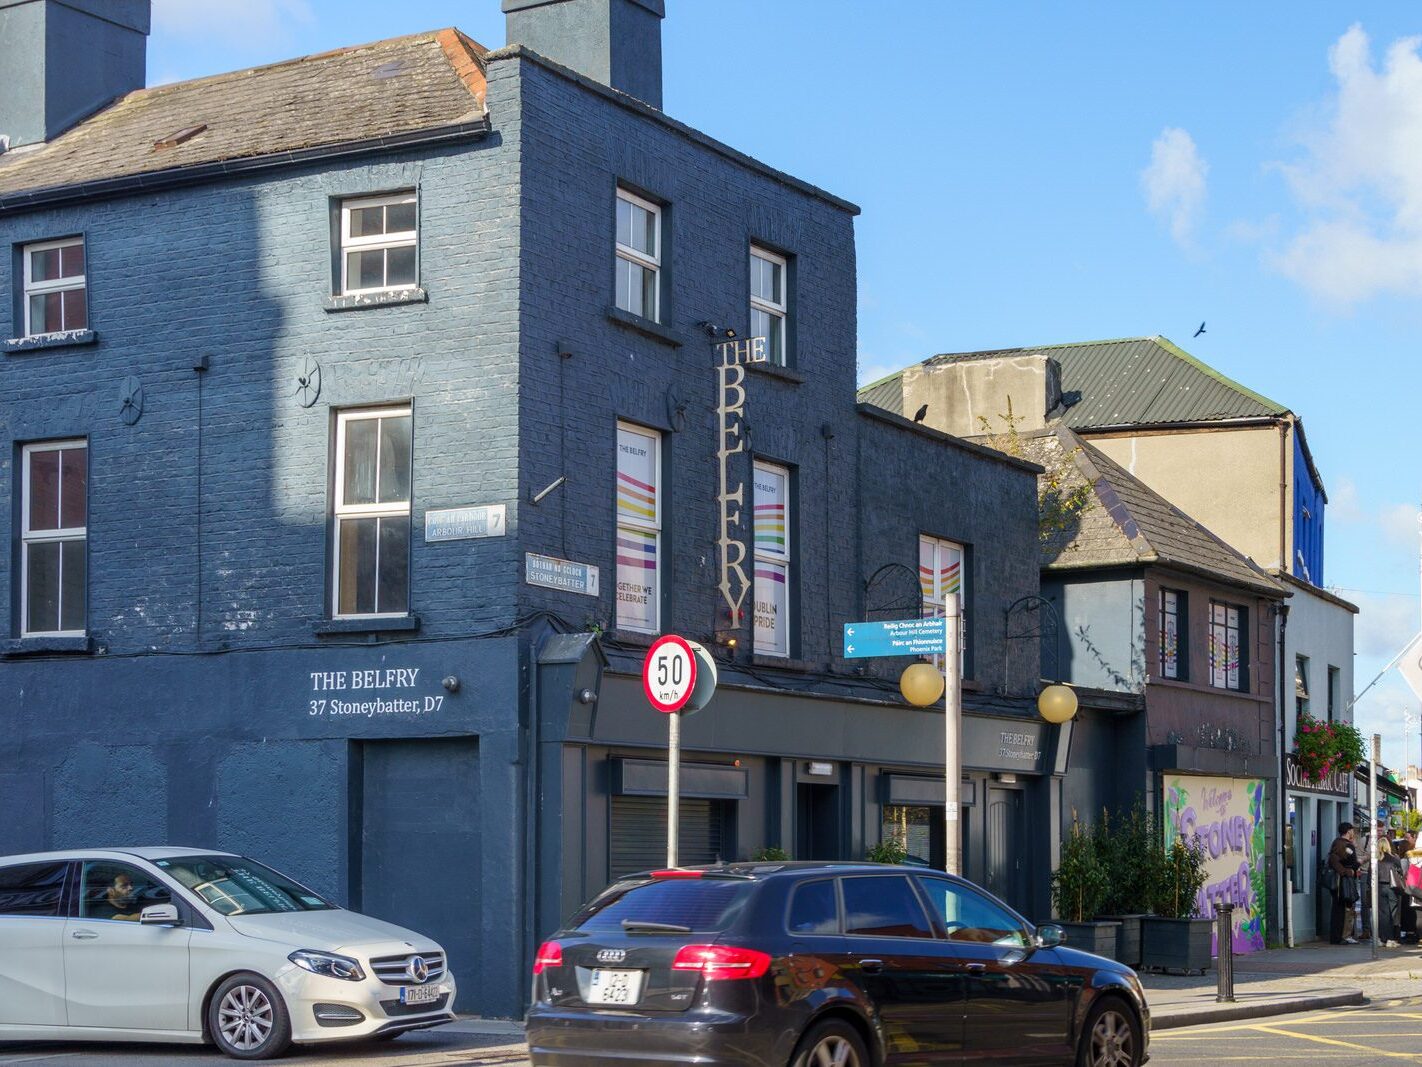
[{"left": 643, "top": 635, "right": 698, "bottom": 713}]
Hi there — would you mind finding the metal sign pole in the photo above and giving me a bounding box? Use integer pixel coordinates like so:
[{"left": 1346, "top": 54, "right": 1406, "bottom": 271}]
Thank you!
[
  {"left": 667, "top": 710, "right": 681, "bottom": 868},
  {"left": 945, "top": 593, "right": 962, "bottom": 877},
  {"left": 1372, "top": 733, "right": 1380, "bottom": 958}
]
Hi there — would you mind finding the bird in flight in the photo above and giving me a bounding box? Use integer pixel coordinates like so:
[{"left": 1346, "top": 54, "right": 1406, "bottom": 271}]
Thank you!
[
  {"left": 913, "top": 403, "right": 929, "bottom": 423},
  {"left": 1193, "top": 321, "right": 1206, "bottom": 338}
]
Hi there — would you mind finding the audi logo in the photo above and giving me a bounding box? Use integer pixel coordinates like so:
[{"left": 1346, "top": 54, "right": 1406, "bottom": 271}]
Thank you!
[{"left": 596, "top": 948, "right": 627, "bottom": 964}]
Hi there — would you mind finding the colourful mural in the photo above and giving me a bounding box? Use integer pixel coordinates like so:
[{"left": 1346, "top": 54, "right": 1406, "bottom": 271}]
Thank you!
[{"left": 1163, "top": 774, "right": 1269, "bottom": 953}]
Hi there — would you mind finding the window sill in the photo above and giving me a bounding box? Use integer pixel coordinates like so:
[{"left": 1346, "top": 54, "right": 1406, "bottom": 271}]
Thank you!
[
  {"left": 4, "top": 329, "right": 98, "bottom": 354},
  {"left": 324, "top": 288, "right": 427, "bottom": 313},
  {"left": 1, "top": 635, "right": 95, "bottom": 657},
  {"left": 606, "top": 306, "right": 683, "bottom": 347},
  {"left": 745, "top": 360, "right": 805, "bottom": 384},
  {"left": 604, "top": 629, "right": 659, "bottom": 649},
  {"left": 312, "top": 614, "right": 421, "bottom": 636}
]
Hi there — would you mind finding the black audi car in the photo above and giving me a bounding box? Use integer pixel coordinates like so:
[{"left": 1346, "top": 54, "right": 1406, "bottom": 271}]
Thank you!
[{"left": 526, "top": 861, "right": 1148, "bottom": 1066}]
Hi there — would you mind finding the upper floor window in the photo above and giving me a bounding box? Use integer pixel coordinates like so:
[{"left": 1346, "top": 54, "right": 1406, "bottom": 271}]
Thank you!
[
  {"left": 333, "top": 408, "right": 411, "bottom": 618},
  {"left": 1327, "top": 665, "right": 1340, "bottom": 723},
  {"left": 1295, "top": 655, "right": 1310, "bottom": 719},
  {"left": 616, "top": 422, "right": 661, "bottom": 633},
  {"left": 753, "top": 461, "right": 791, "bottom": 657},
  {"left": 920, "top": 534, "right": 966, "bottom": 671},
  {"left": 1208, "top": 601, "right": 1247, "bottom": 691},
  {"left": 21, "top": 440, "right": 87, "bottom": 636},
  {"left": 340, "top": 193, "right": 417, "bottom": 295},
  {"left": 615, "top": 189, "right": 660, "bottom": 322},
  {"left": 749, "top": 246, "right": 788, "bottom": 366},
  {"left": 1159, "top": 588, "right": 1186, "bottom": 680},
  {"left": 23, "top": 237, "right": 86, "bottom": 337}
]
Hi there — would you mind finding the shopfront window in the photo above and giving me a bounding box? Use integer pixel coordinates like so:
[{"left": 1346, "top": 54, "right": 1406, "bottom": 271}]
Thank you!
[{"left": 882, "top": 804, "right": 939, "bottom": 868}]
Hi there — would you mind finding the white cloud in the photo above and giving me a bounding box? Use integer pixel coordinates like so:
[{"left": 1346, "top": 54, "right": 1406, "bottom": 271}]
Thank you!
[
  {"left": 1329, "top": 475, "right": 1366, "bottom": 524},
  {"left": 1271, "top": 25, "right": 1422, "bottom": 305},
  {"left": 1352, "top": 591, "right": 1418, "bottom": 660},
  {"left": 1141, "top": 127, "right": 1208, "bottom": 248},
  {"left": 1380, "top": 501, "right": 1422, "bottom": 548},
  {"left": 152, "top": 0, "right": 313, "bottom": 44}
]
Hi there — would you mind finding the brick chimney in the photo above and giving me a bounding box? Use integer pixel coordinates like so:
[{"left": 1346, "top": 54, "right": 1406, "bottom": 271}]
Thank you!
[
  {"left": 503, "top": 0, "right": 664, "bottom": 109},
  {"left": 0, "top": 0, "right": 150, "bottom": 150}
]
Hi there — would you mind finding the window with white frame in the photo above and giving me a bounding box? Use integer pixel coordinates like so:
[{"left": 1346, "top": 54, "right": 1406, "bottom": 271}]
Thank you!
[
  {"left": 749, "top": 246, "right": 788, "bottom": 366},
  {"left": 1159, "top": 588, "right": 1185, "bottom": 680},
  {"left": 616, "top": 422, "right": 661, "bottom": 633},
  {"left": 333, "top": 407, "right": 412, "bottom": 618},
  {"left": 614, "top": 189, "right": 660, "bottom": 322},
  {"left": 21, "top": 440, "right": 87, "bottom": 636},
  {"left": 920, "top": 534, "right": 966, "bottom": 670},
  {"left": 22, "top": 237, "right": 87, "bottom": 337},
  {"left": 1209, "top": 601, "right": 1246, "bottom": 691},
  {"left": 753, "top": 461, "right": 791, "bottom": 657},
  {"left": 339, "top": 193, "right": 417, "bottom": 295}
]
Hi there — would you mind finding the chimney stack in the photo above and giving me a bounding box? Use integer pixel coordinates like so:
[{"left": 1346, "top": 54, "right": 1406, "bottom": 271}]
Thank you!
[
  {"left": 502, "top": 0, "right": 664, "bottom": 110},
  {"left": 0, "top": 0, "right": 150, "bottom": 150}
]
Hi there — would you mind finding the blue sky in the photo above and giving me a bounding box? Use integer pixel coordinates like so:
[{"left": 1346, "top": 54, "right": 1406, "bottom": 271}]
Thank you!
[{"left": 151, "top": 1, "right": 1422, "bottom": 769}]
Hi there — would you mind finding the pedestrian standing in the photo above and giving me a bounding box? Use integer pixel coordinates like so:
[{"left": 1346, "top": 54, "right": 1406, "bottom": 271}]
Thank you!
[
  {"left": 1327, "top": 822, "right": 1362, "bottom": 945},
  {"left": 1400, "top": 831, "right": 1420, "bottom": 944},
  {"left": 1378, "top": 837, "right": 1403, "bottom": 947}
]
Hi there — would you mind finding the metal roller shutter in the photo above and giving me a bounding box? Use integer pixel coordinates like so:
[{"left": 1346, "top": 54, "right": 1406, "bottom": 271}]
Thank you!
[{"left": 610, "top": 796, "right": 726, "bottom": 879}]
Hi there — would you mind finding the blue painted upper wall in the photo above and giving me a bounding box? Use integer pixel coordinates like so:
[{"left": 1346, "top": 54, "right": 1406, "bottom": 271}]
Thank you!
[{"left": 1293, "top": 430, "right": 1324, "bottom": 585}]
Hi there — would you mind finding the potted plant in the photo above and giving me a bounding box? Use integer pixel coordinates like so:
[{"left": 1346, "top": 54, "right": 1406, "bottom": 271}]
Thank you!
[
  {"left": 1095, "top": 804, "right": 1155, "bottom": 968},
  {"left": 865, "top": 834, "right": 907, "bottom": 865},
  {"left": 1294, "top": 713, "right": 1365, "bottom": 784},
  {"left": 1050, "top": 818, "right": 1119, "bottom": 957},
  {"left": 1140, "top": 836, "right": 1212, "bottom": 974}
]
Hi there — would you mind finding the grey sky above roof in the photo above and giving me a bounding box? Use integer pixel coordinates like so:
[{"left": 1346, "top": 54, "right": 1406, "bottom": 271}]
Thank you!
[
  {"left": 0, "top": 29, "right": 488, "bottom": 200},
  {"left": 1018, "top": 425, "right": 1285, "bottom": 596},
  {"left": 856, "top": 335, "right": 1292, "bottom": 429}
]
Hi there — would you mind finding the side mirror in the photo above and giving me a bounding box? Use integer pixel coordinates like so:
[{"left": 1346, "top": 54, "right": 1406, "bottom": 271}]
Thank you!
[
  {"left": 1034, "top": 924, "right": 1065, "bottom": 949},
  {"left": 140, "top": 903, "right": 180, "bottom": 927}
]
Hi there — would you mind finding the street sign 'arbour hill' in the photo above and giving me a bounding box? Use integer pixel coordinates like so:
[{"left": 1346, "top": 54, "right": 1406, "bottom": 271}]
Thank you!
[{"left": 843, "top": 617, "right": 946, "bottom": 659}]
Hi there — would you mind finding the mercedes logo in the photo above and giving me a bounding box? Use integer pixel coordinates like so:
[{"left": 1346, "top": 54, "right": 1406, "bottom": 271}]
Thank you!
[{"left": 407, "top": 956, "right": 430, "bottom": 984}]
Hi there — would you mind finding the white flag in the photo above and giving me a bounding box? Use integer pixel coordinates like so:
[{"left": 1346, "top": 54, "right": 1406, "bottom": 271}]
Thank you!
[{"left": 1396, "top": 633, "right": 1422, "bottom": 702}]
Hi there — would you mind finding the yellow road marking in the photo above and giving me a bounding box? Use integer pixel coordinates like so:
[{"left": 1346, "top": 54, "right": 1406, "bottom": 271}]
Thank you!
[{"left": 1253, "top": 1023, "right": 1422, "bottom": 1060}]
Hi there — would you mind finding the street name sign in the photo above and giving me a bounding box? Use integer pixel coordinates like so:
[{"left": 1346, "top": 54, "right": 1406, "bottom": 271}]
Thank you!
[
  {"left": 843, "top": 617, "right": 945, "bottom": 658},
  {"left": 425, "top": 504, "right": 505, "bottom": 542},
  {"left": 525, "top": 553, "right": 600, "bottom": 596}
]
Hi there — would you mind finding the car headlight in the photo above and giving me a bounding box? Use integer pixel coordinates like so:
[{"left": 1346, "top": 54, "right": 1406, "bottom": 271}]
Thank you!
[{"left": 288, "top": 950, "right": 366, "bottom": 981}]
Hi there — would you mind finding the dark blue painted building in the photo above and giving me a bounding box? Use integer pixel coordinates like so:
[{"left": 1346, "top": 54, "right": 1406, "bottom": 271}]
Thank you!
[{"left": 0, "top": 0, "right": 1055, "bottom": 1016}]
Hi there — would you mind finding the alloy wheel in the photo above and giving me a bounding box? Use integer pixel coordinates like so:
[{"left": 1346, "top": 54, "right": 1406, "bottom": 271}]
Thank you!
[
  {"left": 807, "top": 1034, "right": 861, "bottom": 1067},
  {"left": 1088, "top": 1007, "right": 1136, "bottom": 1067},
  {"left": 218, "top": 984, "right": 275, "bottom": 1051}
]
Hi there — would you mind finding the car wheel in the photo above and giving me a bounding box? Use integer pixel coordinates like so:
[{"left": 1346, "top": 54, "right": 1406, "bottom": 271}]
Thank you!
[
  {"left": 1078, "top": 996, "right": 1142, "bottom": 1067},
  {"left": 208, "top": 973, "right": 293, "bottom": 1060},
  {"left": 791, "top": 1018, "right": 869, "bottom": 1067}
]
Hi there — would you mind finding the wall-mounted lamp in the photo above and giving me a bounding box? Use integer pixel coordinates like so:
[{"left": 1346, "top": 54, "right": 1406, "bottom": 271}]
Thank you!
[
  {"left": 577, "top": 688, "right": 597, "bottom": 705},
  {"left": 714, "top": 630, "right": 739, "bottom": 650},
  {"left": 529, "top": 475, "right": 566, "bottom": 505},
  {"left": 697, "top": 321, "right": 738, "bottom": 339},
  {"left": 442, "top": 675, "right": 461, "bottom": 693}
]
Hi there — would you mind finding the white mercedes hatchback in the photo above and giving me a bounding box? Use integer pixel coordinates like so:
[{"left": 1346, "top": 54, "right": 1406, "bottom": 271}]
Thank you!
[{"left": 0, "top": 848, "right": 457, "bottom": 1059}]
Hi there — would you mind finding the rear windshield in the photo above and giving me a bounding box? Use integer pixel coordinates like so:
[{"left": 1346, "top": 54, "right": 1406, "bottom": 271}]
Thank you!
[{"left": 573, "top": 878, "right": 754, "bottom": 934}]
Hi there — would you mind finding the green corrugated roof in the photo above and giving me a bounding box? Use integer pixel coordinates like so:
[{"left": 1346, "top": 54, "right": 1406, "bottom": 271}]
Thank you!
[{"left": 855, "top": 336, "right": 1291, "bottom": 429}]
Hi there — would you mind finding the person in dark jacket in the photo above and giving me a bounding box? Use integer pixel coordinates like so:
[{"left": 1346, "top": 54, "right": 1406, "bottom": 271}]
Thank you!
[
  {"left": 1377, "top": 838, "right": 1403, "bottom": 947},
  {"left": 1328, "top": 822, "right": 1362, "bottom": 944}
]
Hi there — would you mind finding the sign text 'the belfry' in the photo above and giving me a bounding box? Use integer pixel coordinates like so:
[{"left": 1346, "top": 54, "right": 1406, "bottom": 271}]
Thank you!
[{"left": 715, "top": 336, "right": 768, "bottom": 621}]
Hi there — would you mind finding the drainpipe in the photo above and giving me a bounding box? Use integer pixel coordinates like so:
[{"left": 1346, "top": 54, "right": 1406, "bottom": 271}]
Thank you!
[
  {"left": 1278, "top": 421, "right": 1289, "bottom": 573},
  {"left": 1277, "top": 602, "right": 1292, "bottom": 946}
]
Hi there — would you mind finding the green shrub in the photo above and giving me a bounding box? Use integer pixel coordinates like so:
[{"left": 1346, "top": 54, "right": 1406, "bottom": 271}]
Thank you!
[
  {"left": 1151, "top": 836, "right": 1208, "bottom": 919},
  {"left": 1052, "top": 818, "right": 1109, "bottom": 922}
]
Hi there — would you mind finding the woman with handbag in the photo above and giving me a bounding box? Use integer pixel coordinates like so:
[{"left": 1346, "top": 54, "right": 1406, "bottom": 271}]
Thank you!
[
  {"left": 1378, "top": 838, "right": 1403, "bottom": 947},
  {"left": 1327, "top": 822, "right": 1362, "bottom": 944}
]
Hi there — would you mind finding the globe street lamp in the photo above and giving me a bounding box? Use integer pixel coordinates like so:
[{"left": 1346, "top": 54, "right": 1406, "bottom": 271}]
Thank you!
[{"left": 1037, "top": 683, "right": 1078, "bottom": 724}]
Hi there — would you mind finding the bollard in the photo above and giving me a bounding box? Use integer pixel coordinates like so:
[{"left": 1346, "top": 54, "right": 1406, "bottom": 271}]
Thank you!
[{"left": 1215, "top": 902, "right": 1235, "bottom": 1003}]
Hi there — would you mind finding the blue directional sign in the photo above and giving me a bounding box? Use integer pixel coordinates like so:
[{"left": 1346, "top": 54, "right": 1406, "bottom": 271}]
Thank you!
[{"left": 843, "top": 617, "right": 946, "bottom": 658}]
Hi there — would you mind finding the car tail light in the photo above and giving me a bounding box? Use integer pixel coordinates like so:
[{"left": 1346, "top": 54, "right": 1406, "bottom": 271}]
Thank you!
[
  {"left": 532, "top": 941, "right": 563, "bottom": 975},
  {"left": 651, "top": 869, "right": 703, "bottom": 878},
  {"left": 671, "top": 944, "right": 771, "bottom": 981}
]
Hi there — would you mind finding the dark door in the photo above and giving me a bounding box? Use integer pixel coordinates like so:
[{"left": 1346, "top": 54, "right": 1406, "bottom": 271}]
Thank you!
[
  {"left": 797, "top": 783, "right": 841, "bottom": 860},
  {"left": 609, "top": 796, "right": 729, "bottom": 879},
  {"left": 357, "top": 739, "right": 480, "bottom": 1010},
  {"left": 841, "top": 873, "right": 962, "bottom": 1064},
  {"left": 986, "top": 787, "right": 1026, "bottom": 915},
  {"left": 915, "top": 875, "right": 1073, "bottom": 1064}
]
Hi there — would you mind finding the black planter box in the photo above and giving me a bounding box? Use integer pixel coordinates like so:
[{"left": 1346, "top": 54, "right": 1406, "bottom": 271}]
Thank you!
[
  {"left": 1098, "top": 914, "right": 1147, "bottom": 969},
  {"left": 1140, "top": 916, "right": 1214, "bottom": 974},
  {"left": 1055, "top": 920, "right": 1120, "bottom": 958}
]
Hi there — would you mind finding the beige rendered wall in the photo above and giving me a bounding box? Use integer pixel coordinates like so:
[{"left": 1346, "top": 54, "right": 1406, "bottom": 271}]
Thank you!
[
  {"left": 1086, "top": 426, "right": 1284, "bottom": 570},
  {"left": 901, "top": 354, "right": 1059, "bottom": 439}
]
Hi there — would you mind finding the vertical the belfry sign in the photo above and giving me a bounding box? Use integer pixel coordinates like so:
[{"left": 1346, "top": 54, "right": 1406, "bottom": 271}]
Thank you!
[{"left": 715, "top": 336, "right": 768, "bottom": 621}]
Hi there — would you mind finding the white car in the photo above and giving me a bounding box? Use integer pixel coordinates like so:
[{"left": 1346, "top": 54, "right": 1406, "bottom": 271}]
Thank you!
[{"left": 0, "top": 848, "right": 457, "bottom": 1059}]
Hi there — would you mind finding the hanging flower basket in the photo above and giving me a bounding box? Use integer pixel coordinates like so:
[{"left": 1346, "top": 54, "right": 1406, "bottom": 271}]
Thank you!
[{"left": 1293, "top": 712, "right": 1365, "bottom": 784}]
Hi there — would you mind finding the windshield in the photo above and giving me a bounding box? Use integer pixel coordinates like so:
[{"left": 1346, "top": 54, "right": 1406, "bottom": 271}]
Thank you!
[{"left": 155, "top": 855, "right": 335, "bottom": 916}]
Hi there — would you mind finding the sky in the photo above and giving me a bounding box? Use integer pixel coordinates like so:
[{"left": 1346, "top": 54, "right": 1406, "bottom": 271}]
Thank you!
[{"left": 148, "top": 1, "right": 1422, "bottom": 770}]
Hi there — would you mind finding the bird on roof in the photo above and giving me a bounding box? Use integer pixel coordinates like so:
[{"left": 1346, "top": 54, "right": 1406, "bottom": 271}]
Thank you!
[
  {"left": 913, "top": 404, "right": 929, "bottom": 423},
  {"left": 1193, "top": 321, "right": 1206, "bottom": 338}
]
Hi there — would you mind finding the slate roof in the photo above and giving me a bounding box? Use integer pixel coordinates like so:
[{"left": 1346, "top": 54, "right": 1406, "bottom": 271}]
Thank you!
[
  {"left": 856, "top": 335, "right": 1290, "bottom": 429},
  {"left": 0, "top": 29, "right": 488, "bottom": 201},
  {"left": 1018, "top": 426, "right": 1285, "bottom": 596}
]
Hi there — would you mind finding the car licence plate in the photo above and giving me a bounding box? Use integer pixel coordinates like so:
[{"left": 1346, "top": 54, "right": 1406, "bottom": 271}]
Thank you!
[
  {"left": 400, "top": 984, "right": 443, "bottom": 1006},
  {"left": 586, "top": 968, "right": 644, "bottom": 1006}
]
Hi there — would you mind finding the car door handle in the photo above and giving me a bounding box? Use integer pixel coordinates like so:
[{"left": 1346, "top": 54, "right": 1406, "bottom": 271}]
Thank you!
[
  {"left": 70, "top": 930, "right": 99, "bottom": 940},
  {"left": 961, "top": 962, "right": 987, "bottom": 975},
  {"left": 858, "top": 959, "right": 884, "bottom": 974}
]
